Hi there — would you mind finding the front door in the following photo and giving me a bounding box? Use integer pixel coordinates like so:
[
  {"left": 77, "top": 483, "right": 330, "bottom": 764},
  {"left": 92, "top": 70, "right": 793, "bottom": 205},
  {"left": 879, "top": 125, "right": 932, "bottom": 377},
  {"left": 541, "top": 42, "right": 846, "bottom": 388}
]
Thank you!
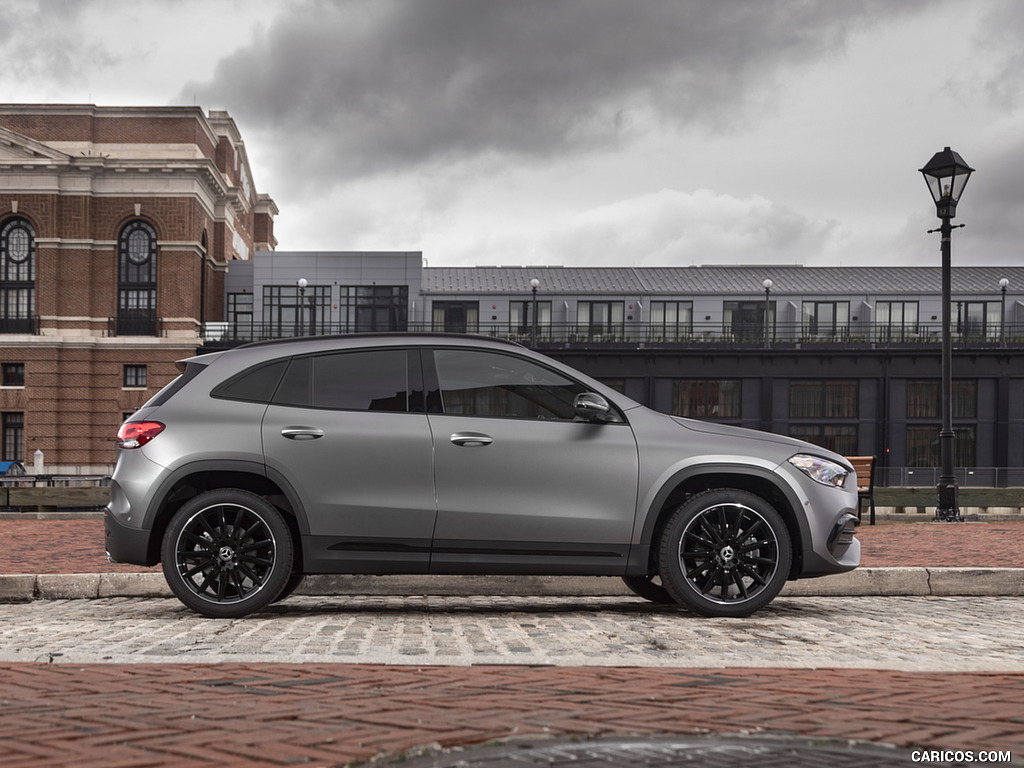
[{"left": 426, "top": 347, "right": 640, "bottom": 574}]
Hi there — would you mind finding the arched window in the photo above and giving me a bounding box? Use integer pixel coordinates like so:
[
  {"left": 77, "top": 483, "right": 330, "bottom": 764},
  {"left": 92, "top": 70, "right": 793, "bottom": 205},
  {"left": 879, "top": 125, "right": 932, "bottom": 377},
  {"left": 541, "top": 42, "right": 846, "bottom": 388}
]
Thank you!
[
  {"left": 0, "top": 218, "right": 36, "bottom": 333},
  {"left": 117, "top": 221, "right": 158, "bottom": 336}
]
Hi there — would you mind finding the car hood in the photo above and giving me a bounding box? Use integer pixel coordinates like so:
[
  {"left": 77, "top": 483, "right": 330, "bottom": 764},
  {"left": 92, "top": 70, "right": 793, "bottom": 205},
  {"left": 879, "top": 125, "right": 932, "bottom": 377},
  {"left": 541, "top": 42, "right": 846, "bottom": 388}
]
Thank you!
[{"left": 671, "top": 416, "right": 847, "bottom": 463}]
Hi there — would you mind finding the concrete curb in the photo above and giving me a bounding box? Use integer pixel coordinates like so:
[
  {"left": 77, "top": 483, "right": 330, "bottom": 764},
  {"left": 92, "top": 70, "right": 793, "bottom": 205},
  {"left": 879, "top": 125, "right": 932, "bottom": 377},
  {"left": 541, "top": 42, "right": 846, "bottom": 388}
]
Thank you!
[{"left": 1, "top": 568, "right": 1023, "bottom": 603}]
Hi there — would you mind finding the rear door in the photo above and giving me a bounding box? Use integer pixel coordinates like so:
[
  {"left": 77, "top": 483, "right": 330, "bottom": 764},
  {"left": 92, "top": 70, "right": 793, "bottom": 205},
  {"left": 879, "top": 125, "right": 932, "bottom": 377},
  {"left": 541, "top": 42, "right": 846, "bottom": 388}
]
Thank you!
[{"left": 261, "top": 347, "right": 437, "bottom": 572}]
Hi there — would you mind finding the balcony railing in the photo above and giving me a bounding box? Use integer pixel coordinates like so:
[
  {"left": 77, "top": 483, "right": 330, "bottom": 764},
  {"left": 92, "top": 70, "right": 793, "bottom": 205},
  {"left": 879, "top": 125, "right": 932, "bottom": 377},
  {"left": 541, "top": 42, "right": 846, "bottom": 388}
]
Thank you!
[
  {"left": 108, "top": 315, "right": 162, "bottom": 337},
  {"left": 202, "top": 320, "right": 1024, "bottom": 349},
  {"left": 0, "top": 316, "right": 40, "bottom": 335}
]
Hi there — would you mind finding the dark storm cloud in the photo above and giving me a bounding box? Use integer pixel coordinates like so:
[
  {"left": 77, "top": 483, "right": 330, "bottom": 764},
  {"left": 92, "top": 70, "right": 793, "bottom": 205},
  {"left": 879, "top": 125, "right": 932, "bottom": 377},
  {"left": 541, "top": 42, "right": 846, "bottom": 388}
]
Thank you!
[
  {"left": 955, "top": 136, "right": 1024, "bottom": 263},
  {"left": 183, "top": 0, "right": 924, "bottom": 191}
]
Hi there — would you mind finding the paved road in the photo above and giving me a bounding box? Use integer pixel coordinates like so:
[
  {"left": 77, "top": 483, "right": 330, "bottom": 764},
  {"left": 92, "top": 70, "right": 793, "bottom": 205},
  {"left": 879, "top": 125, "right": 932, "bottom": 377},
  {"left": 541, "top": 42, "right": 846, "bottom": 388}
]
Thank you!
[{"left": 2, "top": 593, "right": 1022, "bottom": 671}]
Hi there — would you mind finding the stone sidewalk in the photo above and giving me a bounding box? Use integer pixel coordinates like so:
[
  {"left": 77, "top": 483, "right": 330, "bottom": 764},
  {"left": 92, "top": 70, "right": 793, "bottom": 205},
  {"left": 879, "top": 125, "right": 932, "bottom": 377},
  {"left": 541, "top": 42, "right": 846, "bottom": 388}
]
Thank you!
[{"left": 3, "top": 594, "right": 1023, "bottom": 670}]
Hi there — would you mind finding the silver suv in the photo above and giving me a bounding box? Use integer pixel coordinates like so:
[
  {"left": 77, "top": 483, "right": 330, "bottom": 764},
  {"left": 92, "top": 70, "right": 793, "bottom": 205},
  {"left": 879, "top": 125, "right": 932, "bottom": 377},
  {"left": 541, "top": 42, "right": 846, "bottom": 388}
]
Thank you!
[{"left": 105, "top": 334, "right": 859, "bottom": 618}]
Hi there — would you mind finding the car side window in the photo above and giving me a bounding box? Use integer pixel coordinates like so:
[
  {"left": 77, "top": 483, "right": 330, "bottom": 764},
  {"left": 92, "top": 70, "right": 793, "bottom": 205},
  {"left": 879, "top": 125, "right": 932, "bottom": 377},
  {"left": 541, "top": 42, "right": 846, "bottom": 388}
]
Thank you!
[
  {"left": 212, "top": 359, "right": 288, "bottom": 404},
  {"left": 433, "top": 349, "right": 586, "bottom": 420},
  {"left": 274, "top": 349, "right": 409, "bottom": 412}
]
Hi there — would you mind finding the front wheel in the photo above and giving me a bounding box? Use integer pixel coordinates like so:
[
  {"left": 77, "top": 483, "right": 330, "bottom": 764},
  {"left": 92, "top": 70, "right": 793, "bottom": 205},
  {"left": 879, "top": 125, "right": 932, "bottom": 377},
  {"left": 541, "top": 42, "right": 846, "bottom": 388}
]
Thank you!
[
  {"left": 621, "top": 575, "right": 675, "bottom": 604},
  {"left": 161, "top": 489, "right": 294, "bottom": 618},
  {"left": 657, "top": 489, "right": 791, "bottom": 618}
]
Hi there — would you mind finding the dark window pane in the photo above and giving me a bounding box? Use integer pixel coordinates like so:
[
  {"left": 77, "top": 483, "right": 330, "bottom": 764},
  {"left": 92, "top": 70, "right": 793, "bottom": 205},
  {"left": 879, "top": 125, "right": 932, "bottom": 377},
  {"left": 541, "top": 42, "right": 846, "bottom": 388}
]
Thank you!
[
  {"left": 907, "top": 380, "right": 940, "bottom": 418},
  {"left": 309, "top": 350, "right": 408, "bottom": 412},
  {"left": 2, "top": 363, "right": 24, "bottom": 387},
  {"left": 273, "top": 357, "right": 310, "bottom": 407},
  {"left": 123, "top": 365, "right": 148, "bottom": 388},
  {"left": 435, "top": 349, "right": 585, "bottom": 420},
  {"left": 214, "top": 359, "right": 289, "bottom": 404},
  {"left": 2, "top": 412, "right": 23, "bottom": 462},
  {"left": 908, "top": 380, "right": 976, "bottom": 419},
  {"left": 789, "top": 380, "right": 857, "bottom": 418},
  {"left": 672, "top": 380, "right": 741, "bottom": 418},
  {"left": 906, "top": 425, "right": 976, "bottom": 467},
  {"left": 789, "top": 425, "right": 858, "bottom": 456},
  {"left": 953, "top": 380, "right": 977, "bottom": 418}
]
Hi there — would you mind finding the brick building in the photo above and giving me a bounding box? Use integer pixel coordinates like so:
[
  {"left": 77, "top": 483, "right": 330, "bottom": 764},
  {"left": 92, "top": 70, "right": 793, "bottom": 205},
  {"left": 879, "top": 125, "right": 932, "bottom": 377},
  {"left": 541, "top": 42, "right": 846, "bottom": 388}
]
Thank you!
[{"left": 0, "top": 104, "right": 276, "bottom": 474}]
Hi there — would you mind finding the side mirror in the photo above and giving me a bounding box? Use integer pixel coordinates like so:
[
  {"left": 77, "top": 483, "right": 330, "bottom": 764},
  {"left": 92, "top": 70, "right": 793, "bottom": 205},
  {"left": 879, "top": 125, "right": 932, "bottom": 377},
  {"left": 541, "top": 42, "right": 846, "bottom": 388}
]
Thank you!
[{"left": 574, "top": 392, "right": 614, "bottom": 423}]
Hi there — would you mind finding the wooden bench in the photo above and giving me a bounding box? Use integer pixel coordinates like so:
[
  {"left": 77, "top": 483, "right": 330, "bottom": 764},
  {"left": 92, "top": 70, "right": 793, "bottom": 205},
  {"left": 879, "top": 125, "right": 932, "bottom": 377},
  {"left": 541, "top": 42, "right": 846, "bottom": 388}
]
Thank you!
[{"left": 845, "top": 455, "right": 876, "bottom": 525}]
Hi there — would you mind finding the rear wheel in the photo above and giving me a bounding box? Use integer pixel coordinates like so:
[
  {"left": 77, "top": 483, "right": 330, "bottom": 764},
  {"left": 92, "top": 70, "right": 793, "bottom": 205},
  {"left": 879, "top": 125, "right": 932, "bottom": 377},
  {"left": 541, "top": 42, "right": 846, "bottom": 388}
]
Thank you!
[
  {"left": 657, "top": 489, "right": 791, "bottom": 618},
  {"left": 161, "top": 489, "right": 294, "bottom": 618}
]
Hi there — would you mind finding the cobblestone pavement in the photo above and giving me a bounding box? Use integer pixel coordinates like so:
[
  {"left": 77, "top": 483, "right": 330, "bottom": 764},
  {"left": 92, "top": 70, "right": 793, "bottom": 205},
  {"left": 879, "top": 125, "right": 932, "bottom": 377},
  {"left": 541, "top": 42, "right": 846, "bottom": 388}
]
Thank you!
[
  {"left": 1, "top": 594, "right": 1023, "bottom": 670},
  {"left": 5, "top": 518, "right": 1024, "bottom": 574}
]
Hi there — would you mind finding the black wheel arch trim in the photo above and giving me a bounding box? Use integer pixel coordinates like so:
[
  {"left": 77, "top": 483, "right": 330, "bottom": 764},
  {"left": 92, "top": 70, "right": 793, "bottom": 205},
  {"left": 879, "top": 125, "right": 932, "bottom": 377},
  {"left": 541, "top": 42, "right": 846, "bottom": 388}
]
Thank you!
[
  {"left": 142, "top": 458, "right": 312, "bottom": 536},
  {"left": 629, "top": 462, "right": 810, "bottom": 575}
]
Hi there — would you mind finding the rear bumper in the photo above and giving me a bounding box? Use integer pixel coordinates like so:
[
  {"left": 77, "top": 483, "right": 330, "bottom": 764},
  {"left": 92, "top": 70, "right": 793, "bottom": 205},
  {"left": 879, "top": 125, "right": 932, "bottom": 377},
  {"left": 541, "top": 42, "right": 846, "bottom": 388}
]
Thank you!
[
  {"left": 103, "top": 506, "right": 156, "bottom": 566},
  {"left": 104, "top": 473, "right": 160, "bottom": 566}
]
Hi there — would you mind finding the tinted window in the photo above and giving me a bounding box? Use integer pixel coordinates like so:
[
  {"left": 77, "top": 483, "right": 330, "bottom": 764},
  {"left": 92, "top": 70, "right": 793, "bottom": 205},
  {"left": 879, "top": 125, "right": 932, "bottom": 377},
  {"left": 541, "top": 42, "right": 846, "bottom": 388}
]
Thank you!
[
  {"left": 434, "top": 349, "right": 586, "bottom": 420},
  {"left": 274, "top": 349, "right": 409, "bottom": 412},
  {"left": 212, "top": 360, "right": 287, "bottom": 404}
]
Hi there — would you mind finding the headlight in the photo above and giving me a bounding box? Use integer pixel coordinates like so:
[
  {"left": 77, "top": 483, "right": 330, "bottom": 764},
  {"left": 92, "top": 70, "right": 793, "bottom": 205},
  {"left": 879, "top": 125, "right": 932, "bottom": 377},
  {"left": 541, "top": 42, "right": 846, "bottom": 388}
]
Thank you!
[{"left": 788, "top": 454, "right": 849, "bottom": 488}]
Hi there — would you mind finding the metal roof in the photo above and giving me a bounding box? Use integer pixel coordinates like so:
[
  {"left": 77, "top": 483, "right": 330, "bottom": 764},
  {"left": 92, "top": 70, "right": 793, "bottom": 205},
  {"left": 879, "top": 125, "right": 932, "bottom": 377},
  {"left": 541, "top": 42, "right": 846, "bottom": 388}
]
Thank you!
[{"left": 422, "top": 265, "right": 1024, "bottom": 296}]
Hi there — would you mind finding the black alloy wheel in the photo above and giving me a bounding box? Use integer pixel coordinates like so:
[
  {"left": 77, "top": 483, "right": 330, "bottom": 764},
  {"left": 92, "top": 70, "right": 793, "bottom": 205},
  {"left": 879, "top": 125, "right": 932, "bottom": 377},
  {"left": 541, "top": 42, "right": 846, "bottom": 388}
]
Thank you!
[
  {"left": 161, "top": 489, "right": 294, "bottom": 618},
  {"left": 657, "top": 489, "right": 791, "bottom": 618}
]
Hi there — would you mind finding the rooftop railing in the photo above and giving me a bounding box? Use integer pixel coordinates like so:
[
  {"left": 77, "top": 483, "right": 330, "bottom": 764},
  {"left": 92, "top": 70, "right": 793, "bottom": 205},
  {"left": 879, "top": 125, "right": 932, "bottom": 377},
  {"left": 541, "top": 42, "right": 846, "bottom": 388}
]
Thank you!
[{"left": 202, "top": 320, "right": 1024, "bottom": 349}]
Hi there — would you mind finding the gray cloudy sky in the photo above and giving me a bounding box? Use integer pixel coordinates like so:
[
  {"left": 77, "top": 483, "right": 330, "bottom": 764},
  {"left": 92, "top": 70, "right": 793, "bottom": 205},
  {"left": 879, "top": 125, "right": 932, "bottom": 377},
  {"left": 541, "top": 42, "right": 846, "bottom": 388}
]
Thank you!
[{"left": 4, "top": 0, "right": 1023, "bottom": 268}]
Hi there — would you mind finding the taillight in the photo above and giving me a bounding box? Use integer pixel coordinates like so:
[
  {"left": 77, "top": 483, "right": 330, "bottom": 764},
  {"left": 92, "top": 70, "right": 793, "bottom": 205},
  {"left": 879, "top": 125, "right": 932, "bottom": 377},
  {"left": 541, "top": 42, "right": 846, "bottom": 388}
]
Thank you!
[{"left": 117, "top": 421, "right": 165, "bottom": 449}]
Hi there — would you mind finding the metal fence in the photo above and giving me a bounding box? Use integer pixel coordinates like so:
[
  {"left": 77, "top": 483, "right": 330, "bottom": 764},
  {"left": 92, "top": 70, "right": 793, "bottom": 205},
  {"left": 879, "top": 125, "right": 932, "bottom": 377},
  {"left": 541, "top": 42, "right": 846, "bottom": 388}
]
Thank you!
[
  {"left": 878, "top": 467, "right": 1024, "bottom": 488},
  {"left": 202, "top": 320, "right": 1024, "bottom": 348}
]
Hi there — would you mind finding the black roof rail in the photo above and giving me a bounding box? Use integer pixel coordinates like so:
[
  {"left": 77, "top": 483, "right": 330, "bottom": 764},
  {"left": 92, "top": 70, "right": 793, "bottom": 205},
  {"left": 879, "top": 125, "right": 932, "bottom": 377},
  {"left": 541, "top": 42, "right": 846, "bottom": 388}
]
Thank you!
[{"left": 237, "top": 332, "right": 526, "bottom": 351}]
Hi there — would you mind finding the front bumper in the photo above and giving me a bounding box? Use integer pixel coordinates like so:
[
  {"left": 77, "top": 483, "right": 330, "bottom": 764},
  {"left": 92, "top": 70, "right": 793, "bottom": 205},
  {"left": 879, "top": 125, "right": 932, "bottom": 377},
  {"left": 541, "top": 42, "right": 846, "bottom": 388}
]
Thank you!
[{"left": 779, "top": 460, "right": 861, "bottom": 578}]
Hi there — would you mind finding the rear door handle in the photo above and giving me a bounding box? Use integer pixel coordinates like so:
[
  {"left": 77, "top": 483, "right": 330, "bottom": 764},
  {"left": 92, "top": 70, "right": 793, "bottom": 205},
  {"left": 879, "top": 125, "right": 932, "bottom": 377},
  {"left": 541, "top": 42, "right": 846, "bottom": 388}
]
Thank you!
[
  {"left": 450, "top": 432, "right": 493, "bottom": 447},
  {"left": 281, "top": 427, "right": 325, "bottom": 440}
]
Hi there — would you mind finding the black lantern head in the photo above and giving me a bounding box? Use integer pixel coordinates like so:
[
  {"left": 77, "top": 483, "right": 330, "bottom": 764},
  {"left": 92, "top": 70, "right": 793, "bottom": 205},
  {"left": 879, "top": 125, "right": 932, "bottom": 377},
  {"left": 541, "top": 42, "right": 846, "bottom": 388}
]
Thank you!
[{"left": 920, "top": 146, "right": 974, "bottom": 219}]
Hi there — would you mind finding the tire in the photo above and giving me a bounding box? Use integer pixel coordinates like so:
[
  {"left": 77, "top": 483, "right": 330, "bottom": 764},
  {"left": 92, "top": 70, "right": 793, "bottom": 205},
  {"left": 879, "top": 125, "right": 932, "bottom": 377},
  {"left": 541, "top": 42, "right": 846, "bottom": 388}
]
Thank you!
[
  {"left": 161, "top": 489, "right": 294, "bottom": 619},
  {"left": 657, "top": 489, "right": 791, "bottom": 618},
  {"left": 621, "top": 575, "right": 675, "bottom": 604},
  {"left": 273, "top": 572, "right": 306, "bottom": 603}
]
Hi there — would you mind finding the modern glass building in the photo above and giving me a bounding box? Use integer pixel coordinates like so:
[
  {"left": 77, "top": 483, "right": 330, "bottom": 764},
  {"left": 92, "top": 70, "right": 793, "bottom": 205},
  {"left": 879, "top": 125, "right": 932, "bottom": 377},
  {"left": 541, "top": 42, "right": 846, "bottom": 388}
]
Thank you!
[{"left": 216, "top": 251, "right": 1024, "bottom": 486}]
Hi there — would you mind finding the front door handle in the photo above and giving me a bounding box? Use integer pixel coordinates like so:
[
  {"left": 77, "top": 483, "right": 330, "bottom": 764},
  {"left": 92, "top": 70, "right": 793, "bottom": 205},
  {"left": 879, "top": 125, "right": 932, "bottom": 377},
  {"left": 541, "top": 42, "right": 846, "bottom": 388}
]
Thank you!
[
  {"left": 281, "top": 427, "right": 325, "bottom": 440},
  {"left": 450, "top": 432, "right": 493, "bottom": 447}
]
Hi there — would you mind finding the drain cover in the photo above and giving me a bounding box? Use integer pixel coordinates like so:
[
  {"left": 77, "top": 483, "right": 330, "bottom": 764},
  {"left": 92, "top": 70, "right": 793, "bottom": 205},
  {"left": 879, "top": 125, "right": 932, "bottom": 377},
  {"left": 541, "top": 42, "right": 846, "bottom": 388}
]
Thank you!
[{"left": 388, "top": 735, "right": 963, "bottom": 767}]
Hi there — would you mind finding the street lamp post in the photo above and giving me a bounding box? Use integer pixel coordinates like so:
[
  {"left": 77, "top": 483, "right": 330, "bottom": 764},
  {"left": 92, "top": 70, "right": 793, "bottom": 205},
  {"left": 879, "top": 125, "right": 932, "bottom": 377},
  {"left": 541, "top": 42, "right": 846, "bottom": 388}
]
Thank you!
[
  {"left": 297, "top": 278, "right": 308, "bottom": 336},
  {"left": 530, "top": 278, "right": 540, "bottom": 347},
  {"left": 999, "top": 278, "right": 1009, "bottom": 348},
  {"left": 919, "top": 147, "right": 975, "bottom": 523},
  {"left": 762, "top": 279, "right": 773, "bottom": 349}
]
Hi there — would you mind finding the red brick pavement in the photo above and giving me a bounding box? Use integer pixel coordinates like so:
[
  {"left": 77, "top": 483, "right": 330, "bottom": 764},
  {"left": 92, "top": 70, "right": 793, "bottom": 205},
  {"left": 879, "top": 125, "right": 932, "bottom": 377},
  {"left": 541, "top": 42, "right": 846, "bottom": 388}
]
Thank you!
[
  {"left": 3, "top": 520, "right": 1023, "bottom": 767},
  {"left": 0, "top": 664, "right": 1021, "bottom": 768},
  {"left": 2, "top": 518, "right": 1023, "bottom": 575}
]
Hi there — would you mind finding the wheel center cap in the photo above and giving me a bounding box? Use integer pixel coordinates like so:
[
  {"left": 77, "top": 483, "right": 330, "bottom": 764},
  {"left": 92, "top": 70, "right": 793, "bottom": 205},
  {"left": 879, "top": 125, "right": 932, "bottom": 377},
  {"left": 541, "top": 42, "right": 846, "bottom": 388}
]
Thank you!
[
  {"left": 719, "top": 545, "right": 736, "bottom": 564},
  {"left": 218, "top": 546, "right": 235, "bottom": 563}
]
